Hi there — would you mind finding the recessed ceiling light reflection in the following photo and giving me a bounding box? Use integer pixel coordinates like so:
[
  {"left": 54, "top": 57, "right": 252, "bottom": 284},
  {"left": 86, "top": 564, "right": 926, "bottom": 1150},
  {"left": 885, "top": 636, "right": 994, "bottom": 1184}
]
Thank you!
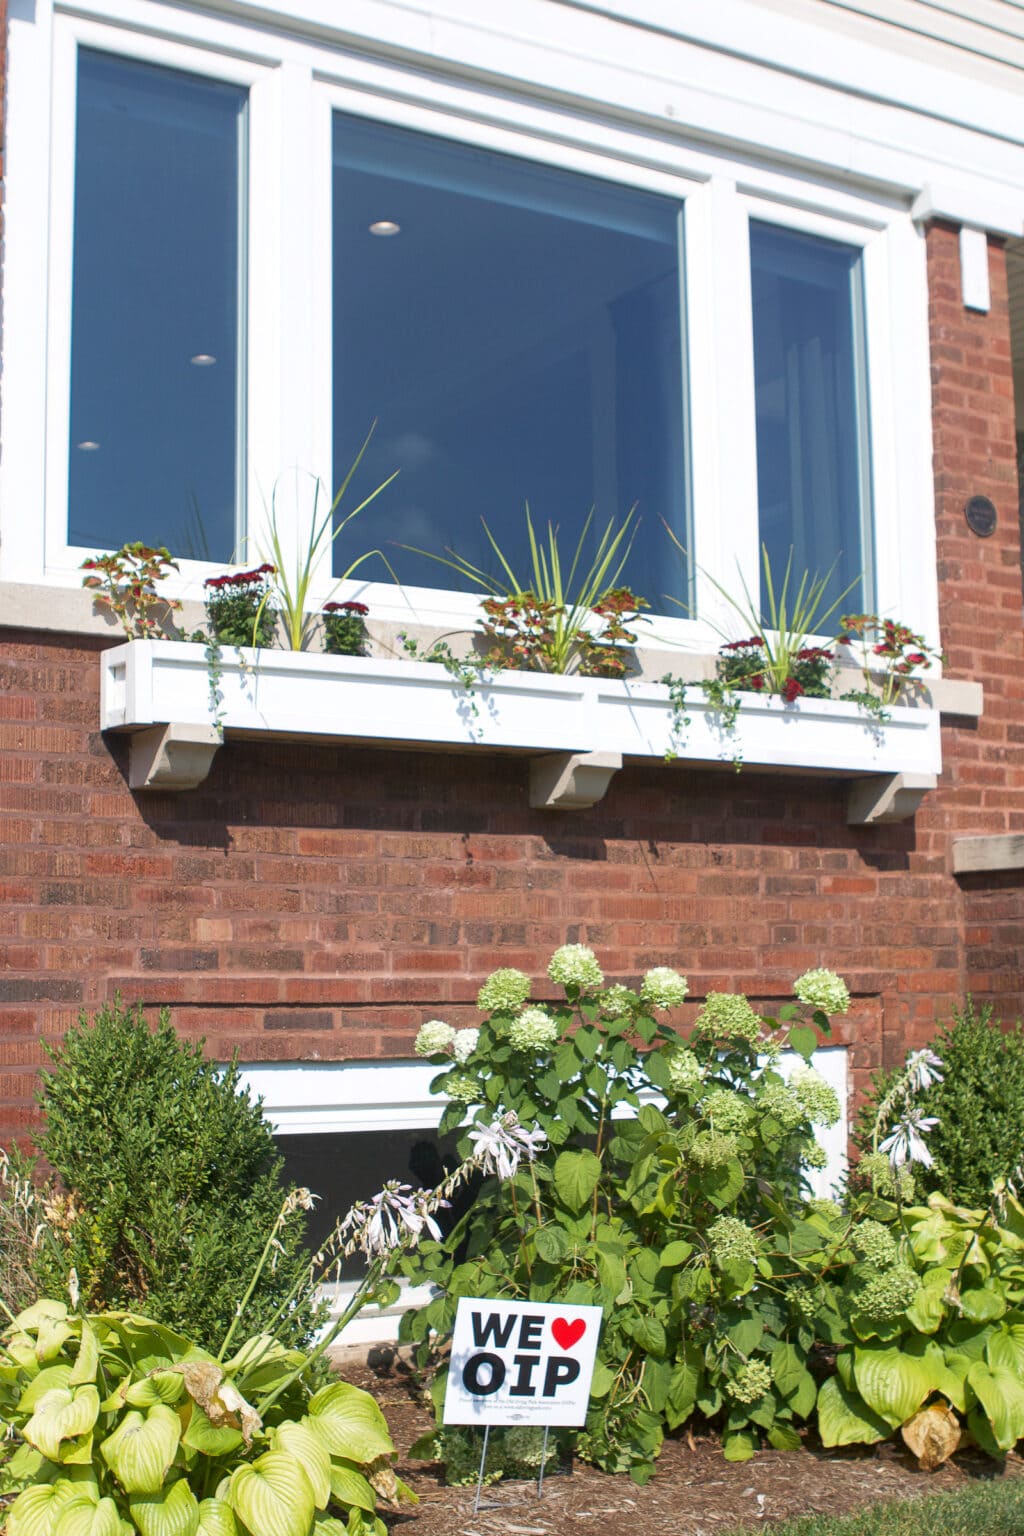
[
  {"left": 76, "top": 440, "right": 101, "bottom": 451},
  {"left": 190, "top": 353, "right": 217, "bottom": 366},
  {"left": 368, "top": 221, "right": 401, "bottom": 237}
]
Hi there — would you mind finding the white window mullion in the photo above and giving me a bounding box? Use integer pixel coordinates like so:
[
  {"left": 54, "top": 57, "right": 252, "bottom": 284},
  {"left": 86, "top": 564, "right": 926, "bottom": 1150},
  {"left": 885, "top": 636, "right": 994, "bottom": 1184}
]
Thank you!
[
  {"left": 686, "top": 176, "right": 760, "bottom": 641},
  {"left": 873, "top": 220, "right": 939, "bottom": 651}
]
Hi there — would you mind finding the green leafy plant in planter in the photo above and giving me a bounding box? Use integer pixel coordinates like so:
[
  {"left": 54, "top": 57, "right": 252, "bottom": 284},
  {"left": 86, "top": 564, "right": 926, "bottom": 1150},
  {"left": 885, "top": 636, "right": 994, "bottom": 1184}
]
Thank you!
[
  {"left": 254, "top": 426, "right": 398, "bottom": 652},
  {"left": 403, "top": 505, "right": 646, "bottom": 676},
  {"left": 321, "top": 601, "right": 370, "bottom": 658},
  {"left": 80, "top": 544, "right": 184, "bottom": 639},
  {"left": 838, "top": 613, "right": 944, "bottom": 711},
  {"left": 398, "top": 952, "right": 859, "bottom": 1480},
  {"left": 658, "top": 541, "right": 851, "bottom": 762},
  {"left": 203, "top": 566, "right": 278, "bottom": 649}
]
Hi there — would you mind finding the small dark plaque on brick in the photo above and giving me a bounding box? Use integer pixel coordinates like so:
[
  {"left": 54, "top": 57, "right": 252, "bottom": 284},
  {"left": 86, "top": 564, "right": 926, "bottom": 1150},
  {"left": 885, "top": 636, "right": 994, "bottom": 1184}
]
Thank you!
[{"left": 965, "top": 495, "right": 997, "bottom": 537}]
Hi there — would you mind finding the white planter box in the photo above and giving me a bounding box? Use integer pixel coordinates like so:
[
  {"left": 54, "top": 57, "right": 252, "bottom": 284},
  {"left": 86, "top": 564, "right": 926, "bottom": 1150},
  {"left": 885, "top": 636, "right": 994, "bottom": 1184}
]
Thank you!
[{"left": 99, "top": 641, "right": 941, "bottom": 816}]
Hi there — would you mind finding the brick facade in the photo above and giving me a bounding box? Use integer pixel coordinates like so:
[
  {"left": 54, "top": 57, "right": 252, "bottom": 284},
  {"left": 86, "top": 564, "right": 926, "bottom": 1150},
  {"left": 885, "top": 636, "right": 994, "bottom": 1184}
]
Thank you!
[{"left": 0, "top": 38, "right": 1022, "bottom": 1146}]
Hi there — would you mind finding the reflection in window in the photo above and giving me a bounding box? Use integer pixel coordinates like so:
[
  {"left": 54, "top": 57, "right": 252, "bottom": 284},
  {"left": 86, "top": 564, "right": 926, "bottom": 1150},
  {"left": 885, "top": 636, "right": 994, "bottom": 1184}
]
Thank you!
[
  {"left": 68, "top": 50, "right": 246, "bottom": 561},
  {"left": 332, "top": 114, "right": 690, "bottom": 603},
  {"left": 750, "top": 222, "right": 873, "bottom": 616}
]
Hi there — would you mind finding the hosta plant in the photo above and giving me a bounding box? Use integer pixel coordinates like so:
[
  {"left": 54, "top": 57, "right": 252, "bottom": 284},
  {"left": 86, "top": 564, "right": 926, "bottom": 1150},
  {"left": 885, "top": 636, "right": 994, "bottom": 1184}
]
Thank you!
[
  {"left": 817, "top": 1189, "right": 1024, "bottom": 1462},
  {"left": 399, "top": 950, "right": 855, "bottom": 1479},
  {"left": 0, "top": 1300, "right": 412, "bottom": 1536}
]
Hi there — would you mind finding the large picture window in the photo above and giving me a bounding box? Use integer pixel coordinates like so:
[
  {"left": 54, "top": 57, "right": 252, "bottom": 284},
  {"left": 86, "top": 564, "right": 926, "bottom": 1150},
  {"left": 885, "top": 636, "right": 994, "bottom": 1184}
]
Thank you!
[
  {"left": 331, "top": 112, "right": 690, "bottom": 602},
  {"left": 67, "top": 50, "right": 247, "bottom": 561}
]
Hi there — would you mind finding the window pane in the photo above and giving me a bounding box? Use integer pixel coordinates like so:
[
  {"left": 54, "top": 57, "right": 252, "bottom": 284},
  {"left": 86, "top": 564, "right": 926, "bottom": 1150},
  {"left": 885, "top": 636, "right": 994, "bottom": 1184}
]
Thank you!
[
  {"left": 68, "top": 50, "right": 246, "bottom": 561},
  {"left": 750, "top": 221, "right": 873, "bottom": 617},
  {"left": 332, "top": 113, "right": 689, "bottom": 604}
]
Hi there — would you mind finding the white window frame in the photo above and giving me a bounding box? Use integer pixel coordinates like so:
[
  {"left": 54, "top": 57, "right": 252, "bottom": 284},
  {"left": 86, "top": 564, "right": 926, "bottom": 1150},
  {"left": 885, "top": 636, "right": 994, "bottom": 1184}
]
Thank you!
[{"left": 0, "top": 0, "right": 939, "bottom": 663}]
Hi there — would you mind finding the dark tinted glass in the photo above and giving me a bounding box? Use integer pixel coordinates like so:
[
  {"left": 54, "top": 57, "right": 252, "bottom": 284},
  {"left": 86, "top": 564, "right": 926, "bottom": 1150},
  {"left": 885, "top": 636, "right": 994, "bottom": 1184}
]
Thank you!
[
  {"left": 68, "top": 50, "right": 246, "bottom": 561},
  {"left": 332, "top": 113, "right": 689, "bottom": 603},
  {"left": 750, "top": 221, "right": 873, "bottom": 617}
]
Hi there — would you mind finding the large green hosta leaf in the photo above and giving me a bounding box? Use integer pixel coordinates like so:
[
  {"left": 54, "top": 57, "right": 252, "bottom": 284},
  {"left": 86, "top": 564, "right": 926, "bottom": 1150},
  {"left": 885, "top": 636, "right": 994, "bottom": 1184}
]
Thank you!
[
  {"left": 19, "top": 1366, "right": 73, "bottom": 1414},
  {"left": 52, "top": 1497, "right": 122, "bottom": 1536},
  {"left": 195, "top": 1499, "right": 238, "bottom": 1536},
  {"left": 23, "top": 1386, "right": 100, "bottom": 1462},
  {"left": 6, "top": 1480, "right": 87, "bottom": 1536},
  {"left": 853, "top": 1344, "right": 939, "bottom": 1428},
  {"left": 271, "top": 1420, "right": 332, "bottom": 1508},
  {"left": 228, "top": 1452, "right": 314, "bottom": 1536},
  {"left": 68, "top": 1324, "right": 99, "bottom": 1388},
  {"left": 327, "top": 1461, "right": 376, "bottom": 1512},
  {"left": 307, "top": 1383, "right": 394, "bottom": 1462},
  {"left": 967, "top": 1361, "right": 1024, "bottom": 1451},
  {"left": 816, "top": 1377, "right": 890, "bottom": 1447},
  {"left": 101, "top": 1404, "right": 181, "bottom": 1493},
  {"left": 129, "top": 1477, "right": 200, "bottom": 1536}
]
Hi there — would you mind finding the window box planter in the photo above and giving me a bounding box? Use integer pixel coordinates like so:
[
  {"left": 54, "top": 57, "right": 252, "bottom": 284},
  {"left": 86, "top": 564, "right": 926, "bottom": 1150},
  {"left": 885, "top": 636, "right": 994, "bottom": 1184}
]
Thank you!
[{"left": 100, "top": 640, "right": 941, "bottom": 821}]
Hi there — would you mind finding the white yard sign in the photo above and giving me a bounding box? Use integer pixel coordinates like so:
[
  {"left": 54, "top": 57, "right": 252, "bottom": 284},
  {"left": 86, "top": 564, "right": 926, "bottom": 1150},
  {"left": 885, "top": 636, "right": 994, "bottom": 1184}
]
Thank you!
[{"left": 443, "top": 1298, "right": 603, "bottom": 1428}]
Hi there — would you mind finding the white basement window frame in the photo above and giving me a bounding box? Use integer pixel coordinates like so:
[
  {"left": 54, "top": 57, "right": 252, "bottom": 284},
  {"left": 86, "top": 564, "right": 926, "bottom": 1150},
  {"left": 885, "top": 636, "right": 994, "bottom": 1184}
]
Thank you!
[{"left": 0, "top": 0, "right": 939, "bottom": 666}]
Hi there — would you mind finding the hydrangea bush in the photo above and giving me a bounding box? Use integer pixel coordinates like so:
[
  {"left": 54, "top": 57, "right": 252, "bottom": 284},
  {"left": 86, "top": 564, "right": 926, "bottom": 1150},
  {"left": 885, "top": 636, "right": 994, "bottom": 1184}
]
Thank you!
[
  {"left": 402, "top": 956, "right": 1024, "bottom": 1477},
  {"left": 402, "top": 952, "right": 857, "bottom": 1477}
]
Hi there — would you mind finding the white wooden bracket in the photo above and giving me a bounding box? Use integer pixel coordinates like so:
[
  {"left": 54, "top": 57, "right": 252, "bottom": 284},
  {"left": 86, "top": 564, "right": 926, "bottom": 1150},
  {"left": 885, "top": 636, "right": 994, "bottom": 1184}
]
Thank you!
[
  {"left": 127, "top": 724, "right": 222, "bottom": 791},
  {"left": 846, "top": 772, "right": 936, "bottom": 826},
  {"left": 529, "top": 751, "right": 622, "bottom": 810}
]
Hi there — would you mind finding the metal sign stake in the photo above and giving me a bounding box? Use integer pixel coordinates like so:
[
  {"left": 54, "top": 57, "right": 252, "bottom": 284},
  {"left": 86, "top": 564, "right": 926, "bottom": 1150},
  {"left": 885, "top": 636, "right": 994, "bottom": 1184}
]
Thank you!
[{"left": 472, "top": 1425, "right": 491, "bottom": 1515}]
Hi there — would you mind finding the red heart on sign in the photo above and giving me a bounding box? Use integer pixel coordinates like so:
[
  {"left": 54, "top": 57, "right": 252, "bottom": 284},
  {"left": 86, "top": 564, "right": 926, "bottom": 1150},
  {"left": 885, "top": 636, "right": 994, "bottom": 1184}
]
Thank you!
[{"left": 551, "top": 1317, "right": 586, "bottom": 1350}]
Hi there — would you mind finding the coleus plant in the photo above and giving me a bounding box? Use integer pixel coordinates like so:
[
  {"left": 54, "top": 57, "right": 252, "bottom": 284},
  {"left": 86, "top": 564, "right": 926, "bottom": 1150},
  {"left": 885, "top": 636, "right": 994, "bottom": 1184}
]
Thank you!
[{"left": 0, "top": 1301, "right": 413, "bottom": 1536}]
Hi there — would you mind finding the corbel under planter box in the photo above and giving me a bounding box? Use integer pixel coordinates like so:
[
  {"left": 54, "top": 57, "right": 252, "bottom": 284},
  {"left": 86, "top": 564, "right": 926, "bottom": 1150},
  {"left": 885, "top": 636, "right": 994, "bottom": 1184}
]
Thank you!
[{"left": 100, "top": 640, "right": 942, "bottom": 822}]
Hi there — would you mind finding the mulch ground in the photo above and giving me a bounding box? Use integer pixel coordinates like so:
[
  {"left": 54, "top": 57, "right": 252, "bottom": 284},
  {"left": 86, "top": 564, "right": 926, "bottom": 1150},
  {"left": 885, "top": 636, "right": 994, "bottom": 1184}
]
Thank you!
[{"left": 333, "top": 1347, "right": 1024, "bottom": 1536}]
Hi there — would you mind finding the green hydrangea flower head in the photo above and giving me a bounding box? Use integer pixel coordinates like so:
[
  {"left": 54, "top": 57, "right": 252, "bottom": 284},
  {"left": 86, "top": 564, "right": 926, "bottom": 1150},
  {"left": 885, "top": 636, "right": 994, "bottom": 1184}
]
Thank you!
[
  {"left": 806, "top": 1197, "right": 843, "bottom": 1222},
  {"left": 477, "top": 968, "right": 532, "bottom": 1013},
  {"left": 857, "top": 1151, "right": 916, "bottom": 1202},
  {"left": 665, "top": 1045, "right": 703, "bottom": 1094},
  {"left": 689, "top": 1129, "right": 739, "bottom": 1169},
  {"left": 695, "top": 992, "right": 763, "bottom": 1043},
  {"left": 856, "top": 1265, "right": 919, "bottom": 1320},
  {"left": 452, "top": 1027, "right": 480, "bottom": 1064},
  {"left": 442, "top": 1071, "right": 482, "bottom": 1105},
  {"left": 794, "top": 968, "right": 851, "bottom": 1015},
  {"left": 601, "top": 983, "right": 637, "bottom": 1019},
  {"left": 789, "top": 1065, "right": 841, "bottom": 1127},
  {"left": 759, "top": 1082, "right": 804, "bottom": 1130},
  {"left": 640, "top": 967, "right": 689, "bottom": 1011},
  {"left": 508, "top": 1006, "right": 559, "bottom": 1053},
  {"left": 548, "top": 944, "right": 604, "bottom": 991},
  {"left": 854, "top": 1219, "right": 899, "bottom": 1270},
  {"left": 708, "top": 1215, "right": 759, "bottom": 1266},
  {"left": 414, "top": 1019, "right": 456, "bottom": 1057},
  {"left": 703, "top": 1087, "right": 754, "bottom": 1134},
  {"left": 791, "top": 1288, "right": 819, "bottom": 1322},
  {"left": 729, "top": 1359, "right": 772, "bottom": 1404}
]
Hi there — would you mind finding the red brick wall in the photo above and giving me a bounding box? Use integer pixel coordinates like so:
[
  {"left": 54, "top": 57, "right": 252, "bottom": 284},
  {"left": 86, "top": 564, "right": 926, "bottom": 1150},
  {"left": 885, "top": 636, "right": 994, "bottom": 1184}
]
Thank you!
[{"left": 0, "top": 226, "right": 1022, "bottom": 1145}]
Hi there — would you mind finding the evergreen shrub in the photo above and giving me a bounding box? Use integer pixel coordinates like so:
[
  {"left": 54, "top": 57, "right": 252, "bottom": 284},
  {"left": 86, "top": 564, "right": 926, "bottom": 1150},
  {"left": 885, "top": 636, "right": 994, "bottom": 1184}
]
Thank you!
[{"left": 30, "top": 999, "right": 323, "bottom": 1352}]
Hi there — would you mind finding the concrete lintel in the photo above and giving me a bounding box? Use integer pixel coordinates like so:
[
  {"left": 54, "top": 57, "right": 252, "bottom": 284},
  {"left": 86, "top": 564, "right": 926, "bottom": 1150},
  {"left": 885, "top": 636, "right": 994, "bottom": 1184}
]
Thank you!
[
  {"left": 529, "top": 750, "right": 622, "bottom": 811},
  {"left": 128, "top": 723, "right": 222, "bottom": 791},
  {"left": 846, "top": 772, "right": 937, "bottom": 826},
  {"left": 953, "top": 834, "right": 1024, "bottom": 876}
]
